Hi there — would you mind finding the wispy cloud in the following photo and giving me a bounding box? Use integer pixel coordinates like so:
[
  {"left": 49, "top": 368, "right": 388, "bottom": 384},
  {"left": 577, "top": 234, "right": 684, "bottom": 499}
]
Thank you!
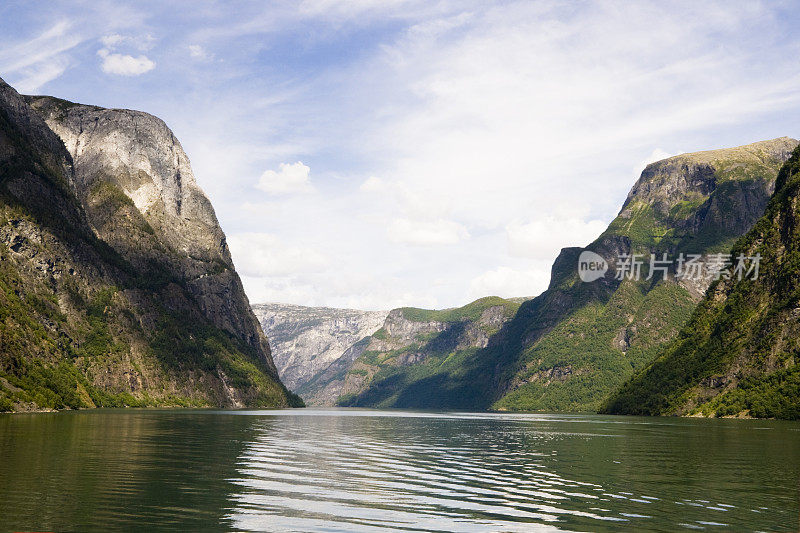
[{"left": 0, "top": 20, "right": 82, "bottom": 91}]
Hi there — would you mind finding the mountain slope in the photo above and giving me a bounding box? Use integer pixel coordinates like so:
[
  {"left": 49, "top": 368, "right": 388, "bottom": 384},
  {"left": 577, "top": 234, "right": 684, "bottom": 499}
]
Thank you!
[
  {"left": 345, "top": 139, "right": 794, "bottom": 412},
  {"left": 0, "top": 78, "right": 299, "bottom": 411},
  {"left": 490, "top": 138, "right": 797, "bottom": 412},
  {"left": 252, "top": 303, "right": 388, "bottom": 400},
  {"left": 334, "top": 296, "right": 524, "bottom": 409},
  {"left": 603, "top": 145, "right": 800, "bottom": 419}
]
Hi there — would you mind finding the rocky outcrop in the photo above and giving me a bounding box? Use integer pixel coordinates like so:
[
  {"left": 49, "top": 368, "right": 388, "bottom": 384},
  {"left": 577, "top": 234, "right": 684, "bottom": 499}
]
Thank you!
[
  {"left": 253, "top": 303, "right": 388, "bottom": 392},
  {"left": 622, "top": 138, "right": 795, "bottom": 216},
  {"left": 0, "top": 77, "right": 298, "bottom": 411}
]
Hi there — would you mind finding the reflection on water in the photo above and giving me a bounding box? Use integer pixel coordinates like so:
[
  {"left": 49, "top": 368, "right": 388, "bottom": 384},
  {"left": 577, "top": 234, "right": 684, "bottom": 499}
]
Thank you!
[{"left": 0, "top": 409, "right": 798, "bottom": 532}]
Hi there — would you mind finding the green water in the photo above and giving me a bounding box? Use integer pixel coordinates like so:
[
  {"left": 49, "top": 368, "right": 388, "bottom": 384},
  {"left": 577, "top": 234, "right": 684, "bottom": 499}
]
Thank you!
[{"left": 0, "top": 409, "right": 798, "bottom": 532}]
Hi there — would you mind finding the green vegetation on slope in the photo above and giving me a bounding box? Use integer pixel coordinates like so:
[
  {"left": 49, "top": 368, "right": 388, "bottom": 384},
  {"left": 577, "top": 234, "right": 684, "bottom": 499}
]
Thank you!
[
  {"left": 336, "top": 297, "right": 522, "bottom": 409},
  {"left": 602, "top": 145, "right": 800, "bottom": 419},
  {"left": 493, "top": 281, "right": 695, "bottom": 412},
  {"left": 490, "top": 140, "right": 795, "bottom": 413}
]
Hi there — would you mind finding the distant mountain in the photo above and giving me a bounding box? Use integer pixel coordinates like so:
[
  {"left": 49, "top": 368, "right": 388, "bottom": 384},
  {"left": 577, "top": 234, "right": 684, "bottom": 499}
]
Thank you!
[
  {"left": 603, "top": 144, "right": 800, "bottom": 419},
  {"left": 253, "top": 303, "right": 388, "bottom": 403},
  {"left": 335, "top": 296, "right": 523, "bottom": 408},
  {"left": 0, "top": 77, "right": 299, "bottom": 411},
  {"left": 252, "top": 297, "right": 524, "bottom": 407}
]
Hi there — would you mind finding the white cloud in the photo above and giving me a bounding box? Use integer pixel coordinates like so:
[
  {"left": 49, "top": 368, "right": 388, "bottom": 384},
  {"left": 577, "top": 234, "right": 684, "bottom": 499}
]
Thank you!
[
  {"left": 101, "top": 34, "right": 125, "bottom": 47},
  {"left": 256, "top": 161, "right": 315, "bottom": 194},
  {"left": 506, "top": 217, "right": 608, "bottom": 261},
  {"left": 100, "top": 32, "right": 156, "bottom": 51},
  {"left": 359, "top": 176, "right": 385, "bottom": 192},
  {"left": 387, "top": 218, "right": 469, "bottom": 246},
  {"left": 633, "top": 148, "right": 679, "bottom": 178},
  {"left": 227, "top": 232, "right": 328, "bottom": 277},
  {"left": 468, "top": 266, "right": 550, "bottom": 301},
  {"left": 98, "top": 49, "right": 155, "bottom": 76},
  {"left": 97, "top": 32, "right": 156, "bottom": 76}
]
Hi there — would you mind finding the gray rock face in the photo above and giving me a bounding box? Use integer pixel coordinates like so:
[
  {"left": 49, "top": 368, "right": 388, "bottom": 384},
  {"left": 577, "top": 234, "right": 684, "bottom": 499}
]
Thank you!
[
  {"left": 0, "top": 76, "right": 296, "bottom": 410},
  {"left": 26, "top": 96, "right": 275, "bottom": 373},
  {"left": 254, "top": 299, "right": 521, "bottom": 407},
  {"left": 253, "top": 303, "right": 388, "bottom": 392},
  {"left": 621, "top": 137, "right": 798, "bottom": 217}
]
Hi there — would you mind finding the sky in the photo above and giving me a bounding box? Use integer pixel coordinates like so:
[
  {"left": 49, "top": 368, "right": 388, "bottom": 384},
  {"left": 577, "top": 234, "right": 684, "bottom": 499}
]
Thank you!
[{"left": 2, "top": 0, "right": 800, "bottom": 310}]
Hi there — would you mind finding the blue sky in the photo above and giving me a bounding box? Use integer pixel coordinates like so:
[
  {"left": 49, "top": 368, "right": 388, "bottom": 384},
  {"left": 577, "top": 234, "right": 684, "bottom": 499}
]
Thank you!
[{"left": 2, "top": 1, "right": 800, "bottom": 310}]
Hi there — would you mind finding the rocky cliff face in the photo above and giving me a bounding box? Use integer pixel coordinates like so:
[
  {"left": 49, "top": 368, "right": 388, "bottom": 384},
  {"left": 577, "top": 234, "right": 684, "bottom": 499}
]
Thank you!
[
  {"left": 0, "top": 77, "right": 298, "bottom": 411},
  {"left": 253, "top": 303, "right": 388, "bottom": 395},
  {"left": 604, "top": 145, "right": 800, "bottom": 419},
  {"left": 25, "top": 96, "right": 275, "bottom": 373}
]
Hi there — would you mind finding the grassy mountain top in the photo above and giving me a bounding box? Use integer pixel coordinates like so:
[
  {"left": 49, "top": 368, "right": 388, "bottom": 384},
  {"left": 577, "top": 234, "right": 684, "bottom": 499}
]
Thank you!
[{"left": 399, "top": 296, "right": 522, "bottom": 323}]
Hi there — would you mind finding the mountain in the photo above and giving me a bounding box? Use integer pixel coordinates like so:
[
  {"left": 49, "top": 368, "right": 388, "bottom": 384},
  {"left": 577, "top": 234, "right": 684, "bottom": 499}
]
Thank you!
[
  {"left": 488, "top": 138, "right": 798, "bottom": 412},
  {"left": 315, "top": 138, "right": 795, "bottom": 412},
  {"left": 247, "top": 138, "right": 796, "bottom": 412},
  {"left": 603, "top": 144, "right": 800, "bottom": 419},
  {"left": 0, "top": 77, "right": 300, "bottom": 411},
  {"left": 252, "top": 303, "right": 388, "bottom": 402},
  {"left": 334, "top": 296, "right": 524, "bottom": 408}
]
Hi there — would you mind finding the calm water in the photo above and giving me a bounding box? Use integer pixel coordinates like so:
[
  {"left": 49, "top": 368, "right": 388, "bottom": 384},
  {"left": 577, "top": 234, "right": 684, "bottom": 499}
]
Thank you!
[{"left": 0, "top": 410, "right": 798, "bottom": 532}]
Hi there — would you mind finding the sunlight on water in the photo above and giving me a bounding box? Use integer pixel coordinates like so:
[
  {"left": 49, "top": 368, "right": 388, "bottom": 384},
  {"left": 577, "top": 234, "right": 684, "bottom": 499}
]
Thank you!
[
  {"left": 221, "top": 410, "right": 799, "bottom": 532},
  {"left": 0, "top": 409, "right": 798, "bottom": 532}
]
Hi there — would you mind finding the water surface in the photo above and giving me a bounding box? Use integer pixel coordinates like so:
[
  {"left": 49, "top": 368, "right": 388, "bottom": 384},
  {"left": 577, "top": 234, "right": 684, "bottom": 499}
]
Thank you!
[{"left": 0, "top": 409, "right": 798, "bottom": 531}]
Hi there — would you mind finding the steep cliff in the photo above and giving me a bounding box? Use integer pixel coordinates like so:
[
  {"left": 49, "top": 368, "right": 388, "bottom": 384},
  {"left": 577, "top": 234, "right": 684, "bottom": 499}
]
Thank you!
[
  {"left": 253, "top": 303, "right": 388, "bottom": 399},
  {"left": 603, "top": 145, "right": 800, "bottom": 419},
  {"left": 0, "top": 77, "right": 299, "bottom": 411},
  {"left": 25, "top": 95, "right": 275, "bottom": 373}
]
